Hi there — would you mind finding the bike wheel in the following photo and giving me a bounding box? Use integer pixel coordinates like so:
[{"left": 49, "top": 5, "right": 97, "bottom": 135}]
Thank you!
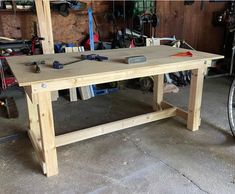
[{"left": 227, "top": 78, "right": 235, "bottom": 137}]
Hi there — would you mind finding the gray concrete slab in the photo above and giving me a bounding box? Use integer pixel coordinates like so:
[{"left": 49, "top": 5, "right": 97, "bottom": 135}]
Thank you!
[{"left": 0, "top": 77, "right": 235, "bottom": 194}]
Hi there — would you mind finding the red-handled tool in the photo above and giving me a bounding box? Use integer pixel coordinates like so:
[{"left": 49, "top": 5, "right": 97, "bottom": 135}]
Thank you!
[{"left": 171, "top": 51, "right": 193, "bottom": 57}]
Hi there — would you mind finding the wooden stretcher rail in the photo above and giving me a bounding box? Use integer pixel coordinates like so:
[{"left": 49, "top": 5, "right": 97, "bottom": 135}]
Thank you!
[
  {"left": 55, "top": 107, "right": 177, "bottom": 147},
  {"left": 161, "top": 101, "right": 188, "bottom": 120}
]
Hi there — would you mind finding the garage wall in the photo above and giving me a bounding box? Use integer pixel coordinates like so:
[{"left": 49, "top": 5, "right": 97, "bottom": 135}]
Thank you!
[
  {"left": 0, "top": 1, "right": 111, "bottom": 44},
  {"left": 157, "top": 1, "right": 226, "bottom": 54},
  {"left": 0, "top": 1, "right": 226, "bottom": 54}
]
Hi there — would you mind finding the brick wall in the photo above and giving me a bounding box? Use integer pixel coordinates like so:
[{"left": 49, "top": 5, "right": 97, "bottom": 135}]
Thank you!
[{"left": 0, "top": 1, "right": 112, "bottom": 45}]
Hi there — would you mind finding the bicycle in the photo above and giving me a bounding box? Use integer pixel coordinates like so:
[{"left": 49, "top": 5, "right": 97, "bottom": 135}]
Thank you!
[{"left": 228, "top": 78, "right": 235, "bottom": 137}]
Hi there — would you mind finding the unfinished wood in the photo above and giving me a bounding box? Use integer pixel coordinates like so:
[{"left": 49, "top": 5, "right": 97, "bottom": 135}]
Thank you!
[
  {"left": 7, "top": 46, "right": 223, "bottom": 88},
  {"left": 35, "top": 0, "right": 58, "bottom": 101},
  {"left": 72, "top": 47, "right": 79, "bottom": 52},
  {"left": 26, "top": 93, "right": 46, "bottom": 172},
  {"left": 177, "top": 108, "right": 188, "bottom": 121},
  {"left": 35, "top": 0, "right": 49, "bottom": 53},
  {"left": 24, "top": 86, "right": 34, "bottom": 101},
  {"left": 153, "top": 74, "right": 164, "bottom": 111},
  {"left": 187, "top": 68, "right": 205, "bottom": 131},
  {"left": 28, "top": 60, "right": 207, "bottom": 94},
  {"left": 41, "top": 0, "right": 59, "bottom": 101},
  {"left": 161, "top": 101, "right": 188, "bottom": 120},
  {"left": 37, "top": 92, "right": 58, "bottom": 177},
  {"left": 78, "top": 86, "right": 93, "bottom": 100},
  {"left": 55, "top": 107, "right": 177, "bottom": 147},
  {"left": 65, "top": 46, "right": 92, "bottom": 101},
  {"left": 28, "top": 130, "right": 46, "bottom": 174},
  {"left": 65, "top": 47, "right": 73, "bottom": 53},
  {"left": 51, "top": 91, "right": 59, "bottom": 101},
  {"left": 69, "top": 88, "right": 78, "bottom": 102},
  {"left": 24, "top": 87, "right": 38, "bottom": 104},
  {"left": 35, "top": 0, "right": 54, "bottom": 54},
  {"left": 65, "top": 47, "right": 79, "bottom": 101},
  {"left": 26, "top": 93, "right": 41, "bottom": 142}
]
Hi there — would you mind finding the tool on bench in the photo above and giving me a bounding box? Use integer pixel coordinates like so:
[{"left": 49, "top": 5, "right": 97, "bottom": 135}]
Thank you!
[
  {"left": 81, "top": 54, "right": 108, "bottom": 61},
  {"left": 171, "top": 51, "right": 193, "bottom": 57},
  {"left": 124, "top": 55, "right": 147, "bottom": 64},
  {"left": 52, "top": 54, "right": 108, "bottom": 69},
  {"left": 0, "top": 97, "right": 18, "bottom": 118},
  {"left": 27, "top": 60, "right": 45, "bottom": 73},
  {"left": 53, "top": 60, "right": 68, "bottom": 69}
]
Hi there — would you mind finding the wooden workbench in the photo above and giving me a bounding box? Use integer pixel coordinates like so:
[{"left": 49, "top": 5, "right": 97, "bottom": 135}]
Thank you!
[{"left": 7, "top": 45, "right": 223, "bottom": 177}]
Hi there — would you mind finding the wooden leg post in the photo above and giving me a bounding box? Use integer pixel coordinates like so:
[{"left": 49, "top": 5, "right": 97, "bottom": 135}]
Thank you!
[
  {"left": 26, "top": 93, "right": 47, "bottom": 173},
  {"left": 37, "top": 92, "right": 58, "bottom": 177},
  {"left": 153, "top": 74, "right": 164, "bottom": 111},
  {"left": 26, "top": 93, "right": 40, "bottom": 140},
  {"left": 187, "top": 68, "right": 205, "bottom": 131}
]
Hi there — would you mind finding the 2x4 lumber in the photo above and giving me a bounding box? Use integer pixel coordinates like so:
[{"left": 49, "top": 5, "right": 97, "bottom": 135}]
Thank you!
[
  {"left": 161, "top": 101, "right": 188, "bottom": 120},
  {"left": 35, "top": 0, "right": 58, "bottom": 101},
  {"left": 28, "top": 130, "right": 46, "bottom": 174},
  {"left": 37, "top": 92, "right": 58, "bottom": 177},
  {"left": 187, "top": 68, "right": 205, "bottom": 131},
  {"left": 26, "top": 86, "right": 46, "bottom": 173},
  {"left": 30, "top": 61, "right": 206, "bottom": 93},
  {"left": 69, "top": 88, "right": 78, "bottom": 102},
  {"left": 35, "top": 0, "right": 54, "bottom": 54},
  {"left": 55, "top": 108, "right": 177, "bottom": 147},
  {"left": 65, "top": 46, "right": 92, "bottom": 101},
  {"left": 26, "top": 93, "right": 41, "bottom": 143},
  {"left": 153, "top": 74, "right": 164, "bottom": 111},
  {"left": 51, "top": 91, "right": 59, "bottom": 101},
  {"left": 24, "top": 86, "right": 38, "bottom": 104},
  {"left": 65, "top": 47, "right": 78, "bottom": 102}
]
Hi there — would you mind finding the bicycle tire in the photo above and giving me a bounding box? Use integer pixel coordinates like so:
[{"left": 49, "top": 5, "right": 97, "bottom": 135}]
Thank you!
[{"left": 227, "top": 78, "right": 235, "bottom": 137}]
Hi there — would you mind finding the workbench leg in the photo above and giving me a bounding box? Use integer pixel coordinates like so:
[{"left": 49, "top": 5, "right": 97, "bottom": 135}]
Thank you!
[
  {"left": 26, "top": 93, "right": 47, "bottom": 173},
  {"left": 51, "top": 91, "right": 59, "bottom": 101},
  {"left": 153, "top": 74, "right": 164, "bottom": 111},
  {"left": 26, "top": 93, "right": 41, "bottom": 142},
  {"left": 37, "top": 92, "right": 58, "bottom": 177},
  {"left": 187, "top": 68, "right": 205, "bottom": 131}
]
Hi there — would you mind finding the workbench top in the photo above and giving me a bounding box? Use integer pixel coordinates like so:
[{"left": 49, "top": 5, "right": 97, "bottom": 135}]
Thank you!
[{"left": 6, "top": 45, "right": 223, "bottom": 87}]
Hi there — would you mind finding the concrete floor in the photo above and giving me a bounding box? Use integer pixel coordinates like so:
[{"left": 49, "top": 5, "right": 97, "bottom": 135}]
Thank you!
[{"left": 0, "top": 77, "right": 235, "bottom": 194}]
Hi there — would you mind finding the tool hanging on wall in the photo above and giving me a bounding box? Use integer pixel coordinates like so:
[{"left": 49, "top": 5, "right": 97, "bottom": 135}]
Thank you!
[
  {"left": 88, "top": 7, "right": 95, "bottom": 51},
  {"left": 132, "top": 0, "right": 159, "bottom": 38},
  {"left": 133, "top": 13, "right": 159, "bottom": 33}
]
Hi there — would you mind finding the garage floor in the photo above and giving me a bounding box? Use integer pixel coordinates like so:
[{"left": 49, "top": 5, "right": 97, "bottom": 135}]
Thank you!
[{"left": 0, "top": 77, "right": 235, "bottom": 194}]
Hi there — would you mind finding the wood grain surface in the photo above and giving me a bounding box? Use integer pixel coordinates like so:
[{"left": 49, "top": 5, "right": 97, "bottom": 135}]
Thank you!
[{"left": 7, "top": 45, "right": 223, "bottom": 87}]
